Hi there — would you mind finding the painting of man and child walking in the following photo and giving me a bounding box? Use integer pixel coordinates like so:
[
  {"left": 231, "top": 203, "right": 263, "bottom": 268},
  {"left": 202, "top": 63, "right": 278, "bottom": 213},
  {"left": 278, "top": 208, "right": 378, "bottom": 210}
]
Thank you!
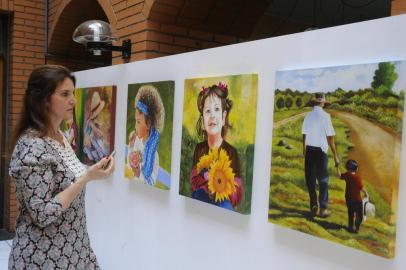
[
  {"left": 269, "top": 61, "right": 405, "bottom": 258},
  {"left": 179, "top": 74, "right": 257, "bottom": 214},
  {"left": 124, "top": 81, "right": 174, "bottom": 190}
]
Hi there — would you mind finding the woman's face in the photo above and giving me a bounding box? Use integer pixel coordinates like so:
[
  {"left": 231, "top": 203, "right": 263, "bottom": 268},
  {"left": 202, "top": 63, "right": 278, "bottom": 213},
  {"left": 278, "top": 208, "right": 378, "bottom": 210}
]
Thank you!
[
  {"left": 48, "top": 78, "right": 76, "bottom": 123},
  {"left": 135, "top": 109, "right": 150, "bottom": 139},
  {"left": 202, "top": 94, "right": 226, "bottom": 137}
]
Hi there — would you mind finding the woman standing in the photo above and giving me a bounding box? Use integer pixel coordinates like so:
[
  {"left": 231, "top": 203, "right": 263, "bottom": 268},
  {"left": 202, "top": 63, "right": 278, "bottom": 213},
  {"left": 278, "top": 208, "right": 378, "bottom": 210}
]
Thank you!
[{"left": 8, "top": 65, "right": 114, "bottom": 269}]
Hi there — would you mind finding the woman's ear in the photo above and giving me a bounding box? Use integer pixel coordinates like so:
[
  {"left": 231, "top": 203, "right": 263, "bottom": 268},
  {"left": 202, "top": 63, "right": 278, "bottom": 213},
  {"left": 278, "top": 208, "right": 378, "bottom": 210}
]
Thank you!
[
  {"left": 222, "top": 111, "right": 227, "bottom": 125},
  {"left": 45, "top": 100, "right": 50, "bottom": 111}
]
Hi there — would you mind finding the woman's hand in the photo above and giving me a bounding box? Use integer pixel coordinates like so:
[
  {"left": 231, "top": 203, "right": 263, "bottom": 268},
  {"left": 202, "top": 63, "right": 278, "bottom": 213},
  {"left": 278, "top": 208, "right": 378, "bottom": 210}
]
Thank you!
[
  {"left": 85, "top": 156, "right": 115, "bottom": 182},
  {"left": 58, "top": 157, "right": 115, "bottom": 210}
]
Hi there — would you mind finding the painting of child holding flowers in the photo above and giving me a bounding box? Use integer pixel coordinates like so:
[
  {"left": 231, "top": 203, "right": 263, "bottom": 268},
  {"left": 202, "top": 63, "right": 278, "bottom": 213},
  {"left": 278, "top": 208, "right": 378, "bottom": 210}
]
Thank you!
[
  {"left": 180, "top": 74, "right": 258, "bottom": 214},
  {"left": 125, "top": 81, "right": 175, "bottom": 190}
]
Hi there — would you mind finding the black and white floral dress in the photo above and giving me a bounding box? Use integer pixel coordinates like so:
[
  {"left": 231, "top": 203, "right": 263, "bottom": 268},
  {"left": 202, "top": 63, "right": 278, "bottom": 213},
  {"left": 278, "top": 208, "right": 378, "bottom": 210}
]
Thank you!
[{"left": 8, "top": 129, "right": 100, "bottom": 269}]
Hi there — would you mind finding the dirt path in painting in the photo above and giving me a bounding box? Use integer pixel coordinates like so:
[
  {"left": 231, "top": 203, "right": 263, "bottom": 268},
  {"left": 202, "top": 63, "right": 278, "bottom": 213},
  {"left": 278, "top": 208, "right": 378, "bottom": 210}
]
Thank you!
[
  {"left": 329, "top": 110, "right": 400, "bottom": 213},
  {"left": 273, "top": 112, "right": 307, "bottom": 129},
  {"left": 271, "top": 110, "right": 399, "bottom": 257}
]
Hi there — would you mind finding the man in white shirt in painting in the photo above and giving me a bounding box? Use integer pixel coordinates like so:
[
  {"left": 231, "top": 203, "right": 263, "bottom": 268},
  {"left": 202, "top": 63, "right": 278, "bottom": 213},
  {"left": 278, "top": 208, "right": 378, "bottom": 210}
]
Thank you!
[{"left": 302, "top": 92, "right": 339, "bottom": 218}]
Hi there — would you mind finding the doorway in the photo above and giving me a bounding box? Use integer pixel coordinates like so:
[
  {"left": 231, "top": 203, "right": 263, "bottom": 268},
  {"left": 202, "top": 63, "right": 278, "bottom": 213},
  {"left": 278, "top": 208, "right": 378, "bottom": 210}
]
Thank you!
[
  {"left": 0, "top": 55, "right": 3, "bottom": 229},
  {"left": 0, "top": 14, "right": 10, "bottom": 234}
]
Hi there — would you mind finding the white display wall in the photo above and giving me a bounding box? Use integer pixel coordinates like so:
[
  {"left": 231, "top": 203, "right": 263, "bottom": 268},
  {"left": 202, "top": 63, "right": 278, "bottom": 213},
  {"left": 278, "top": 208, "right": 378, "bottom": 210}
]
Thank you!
[{"left": 75, "top": 15, "right": 406, "bottom": 270}]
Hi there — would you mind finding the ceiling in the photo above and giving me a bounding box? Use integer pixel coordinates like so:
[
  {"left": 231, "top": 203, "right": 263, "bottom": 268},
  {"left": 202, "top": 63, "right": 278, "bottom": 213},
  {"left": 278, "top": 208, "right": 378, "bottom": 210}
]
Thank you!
[{"left": 250, "top": 0, "right": 392, "bottom": 39}]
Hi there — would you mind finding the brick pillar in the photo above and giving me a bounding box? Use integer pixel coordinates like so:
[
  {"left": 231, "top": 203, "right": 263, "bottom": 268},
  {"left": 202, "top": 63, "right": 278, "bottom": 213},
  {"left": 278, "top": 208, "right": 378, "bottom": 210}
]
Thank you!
[
  {"left": 112, "top": 0, "right": 239, "bottom": 64},
  {"left": 392, "top": 0, "right": 406, "bottom": 15},
  {"left": 1, "top": 0, "right": 46, "bottom": 232}
]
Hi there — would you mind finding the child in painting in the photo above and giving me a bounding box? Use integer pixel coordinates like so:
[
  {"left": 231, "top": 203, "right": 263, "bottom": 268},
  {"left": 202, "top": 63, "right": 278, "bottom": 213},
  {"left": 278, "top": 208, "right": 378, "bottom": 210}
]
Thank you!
[
  {"left": 336, "top": 159, "right": 368, "bottom": 233},
  {"left": 191, "top": 82, "right": 243, "bottom": 210},
  {"left": 62, "top": 116, "right": 78, "bottom": 151},
  {"left": 127, "top": 85, "right": 165, "bottom": 186},
  {"left": 83, "top": 91, "right": 109, "bottom": 162}
]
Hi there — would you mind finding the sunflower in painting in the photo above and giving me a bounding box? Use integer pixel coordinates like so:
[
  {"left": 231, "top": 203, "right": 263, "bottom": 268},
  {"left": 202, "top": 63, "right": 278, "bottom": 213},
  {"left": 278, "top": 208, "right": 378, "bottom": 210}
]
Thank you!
[
  {"left": 208, "top": 149, "right": 237, "bottom": 202},
  {"left": 196, "top": 147, "right": 218, "bottom": 173}
]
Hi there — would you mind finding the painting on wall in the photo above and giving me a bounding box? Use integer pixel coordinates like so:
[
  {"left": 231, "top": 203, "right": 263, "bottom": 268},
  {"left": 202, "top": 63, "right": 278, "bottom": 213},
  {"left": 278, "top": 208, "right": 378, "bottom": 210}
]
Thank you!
[
  {"left": 82, "top": 86, "right": 116, "bottom": 165},
  {"left": 124, "top": 81, "right": 175, "bottom": 190},
  {"left": 179, "top": 74, "right": 258, "bottom": 214},
  {"left": 61, "top": 86, "right": 116, "bottom": 164},
  {"left": 268, "top": 61, "right": 406, "bottom": 258},
  {"left": 61, "top": 88, "right": 84, "bottom": 158}
]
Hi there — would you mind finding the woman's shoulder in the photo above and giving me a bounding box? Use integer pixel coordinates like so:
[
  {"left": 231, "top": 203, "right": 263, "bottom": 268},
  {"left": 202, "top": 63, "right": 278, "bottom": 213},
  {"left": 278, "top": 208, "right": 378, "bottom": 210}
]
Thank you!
[
  {"left": 13, "top": 129, "right": 56, "bottom": 161},
  {"left": 17, "top": 129, "right": 46, "bottom": 146}
]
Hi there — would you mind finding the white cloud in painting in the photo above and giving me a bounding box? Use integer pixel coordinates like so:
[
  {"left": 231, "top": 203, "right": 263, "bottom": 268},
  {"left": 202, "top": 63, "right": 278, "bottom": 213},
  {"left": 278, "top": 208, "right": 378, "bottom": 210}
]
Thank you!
[{"left": 276, "top": 64, "right": 379, "bottom": 93}]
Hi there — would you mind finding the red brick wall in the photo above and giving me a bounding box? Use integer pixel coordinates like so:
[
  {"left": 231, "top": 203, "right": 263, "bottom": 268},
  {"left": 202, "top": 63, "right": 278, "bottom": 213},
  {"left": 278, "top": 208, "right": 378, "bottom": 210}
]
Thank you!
[
  {"left": 48, "top": 0, "right": 63, "bottom": 34},
  {"left": 0, "top": 1, "right": 12, "bottom": 11},
  {"left": 45, "top": 0, "right": 241, "bottom": 65},
  {"left": 111, "top": 0, "right": 240, "bottom": 64},
  {"left": 392, "top": 0, "right": 406, "bottom": 15},
  {"left": 1, "top": 0, "right": 46, "bottom": 231},
  {"left": 47, "top": 0, "right": 111, "bottom": 71}
]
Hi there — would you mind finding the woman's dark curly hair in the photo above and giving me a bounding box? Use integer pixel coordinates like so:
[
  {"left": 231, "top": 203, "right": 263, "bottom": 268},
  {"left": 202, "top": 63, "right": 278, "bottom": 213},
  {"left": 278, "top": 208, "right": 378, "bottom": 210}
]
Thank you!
[
  {"left": 13, "top": 65, "right": 75, "bottom": 142},
  {"left": 195, "top": 83, "right": 233, "bottom": 140}
]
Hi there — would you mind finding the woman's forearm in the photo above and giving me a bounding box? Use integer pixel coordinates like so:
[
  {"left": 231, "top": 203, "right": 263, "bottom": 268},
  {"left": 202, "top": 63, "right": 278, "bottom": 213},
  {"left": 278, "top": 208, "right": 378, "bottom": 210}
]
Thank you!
[
  {"left": 57, "top": 157, "right": 114, "bottom": 210},
  {"left": 57, "top": 172, "right": 90, "bottom": 210}
]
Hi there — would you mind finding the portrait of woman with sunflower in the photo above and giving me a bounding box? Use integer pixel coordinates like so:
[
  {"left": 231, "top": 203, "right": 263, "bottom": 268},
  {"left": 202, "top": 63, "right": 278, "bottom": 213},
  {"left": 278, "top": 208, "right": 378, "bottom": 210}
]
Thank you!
[{"left": 190, "top": 82, "right": 243, "bottom": 210}]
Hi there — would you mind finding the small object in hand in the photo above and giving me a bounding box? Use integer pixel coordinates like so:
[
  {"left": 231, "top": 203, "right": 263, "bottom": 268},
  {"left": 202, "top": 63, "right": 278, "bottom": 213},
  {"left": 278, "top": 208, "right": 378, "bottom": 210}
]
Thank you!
[
  {"left": 102, "top": 150, "right": 116, "bottom": 169},
  {"left": 362, "top": 197, "right": 375, "bottom": 221}
]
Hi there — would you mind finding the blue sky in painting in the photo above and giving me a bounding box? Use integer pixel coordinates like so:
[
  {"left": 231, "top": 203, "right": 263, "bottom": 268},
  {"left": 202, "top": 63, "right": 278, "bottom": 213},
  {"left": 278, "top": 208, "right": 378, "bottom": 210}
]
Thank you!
[{"left": 275, "top": 61, "right": 406, "bottom": 93}]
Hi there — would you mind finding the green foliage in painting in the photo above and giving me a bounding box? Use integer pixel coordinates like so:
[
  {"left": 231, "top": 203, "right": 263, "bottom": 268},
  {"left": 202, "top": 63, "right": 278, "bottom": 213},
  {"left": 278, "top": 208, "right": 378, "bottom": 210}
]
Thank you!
[{"left": 371, "top": 62, "right": 398, "bottom": 95}]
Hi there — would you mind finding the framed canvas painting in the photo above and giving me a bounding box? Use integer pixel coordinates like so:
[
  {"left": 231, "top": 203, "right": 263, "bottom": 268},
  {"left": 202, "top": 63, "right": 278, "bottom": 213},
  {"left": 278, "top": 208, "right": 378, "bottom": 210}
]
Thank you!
[
  {"left": 180, "top": 74, "right": 258, "bottom": 214},
  {"left": 268, "top": 61, "right": 405, "bottom": 258},
  {"left": 124, "top": 81, "right": 175, "bottom": 190}
]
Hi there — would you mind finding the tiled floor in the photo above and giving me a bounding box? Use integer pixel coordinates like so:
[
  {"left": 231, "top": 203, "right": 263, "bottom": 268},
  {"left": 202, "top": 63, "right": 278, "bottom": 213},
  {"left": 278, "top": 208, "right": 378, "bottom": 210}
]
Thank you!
[{"left": 0, "top": 240, "right": 11, "bottom": 269}]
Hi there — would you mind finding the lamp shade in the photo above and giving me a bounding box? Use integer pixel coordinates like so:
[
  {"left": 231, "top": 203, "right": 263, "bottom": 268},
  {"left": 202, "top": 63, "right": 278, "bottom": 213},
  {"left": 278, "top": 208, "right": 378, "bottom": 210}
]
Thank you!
[{"left": 72, "top": 20, "right": 117, "bottom": 44}]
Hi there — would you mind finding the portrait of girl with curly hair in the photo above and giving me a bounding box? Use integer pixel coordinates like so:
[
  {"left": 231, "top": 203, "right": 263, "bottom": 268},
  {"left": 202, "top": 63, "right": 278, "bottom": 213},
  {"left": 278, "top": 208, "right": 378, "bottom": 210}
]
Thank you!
[{"left": 125, "top": 81, "right": 175, "bottom": 190}]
